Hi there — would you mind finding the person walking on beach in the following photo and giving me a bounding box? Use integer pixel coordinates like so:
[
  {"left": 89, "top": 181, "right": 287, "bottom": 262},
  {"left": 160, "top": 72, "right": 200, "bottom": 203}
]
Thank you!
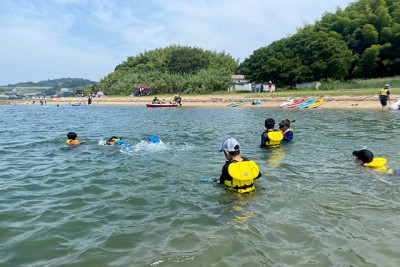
[
  {"left": 379, "top": 84, "right": 391, "bottom": 110},
  {"left": 219, "top": 138, "right": 261, "bottom": 193},
  {"left": 173, "top": 93, "right": 182, "bottom": 106},
  {"left": 87, "top": 94, "right": 92, "bottom": 105}
]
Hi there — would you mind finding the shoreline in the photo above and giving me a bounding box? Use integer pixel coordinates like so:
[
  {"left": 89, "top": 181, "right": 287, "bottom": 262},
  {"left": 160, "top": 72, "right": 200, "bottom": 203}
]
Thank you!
[{"left": 2, "top": 94, "right": 399, "bottom": 110}]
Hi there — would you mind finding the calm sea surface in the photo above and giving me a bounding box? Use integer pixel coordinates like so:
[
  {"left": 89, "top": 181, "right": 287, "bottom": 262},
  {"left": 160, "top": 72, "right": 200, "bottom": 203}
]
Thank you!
[{"left": 1, "top": 104, "right": 399, "bottom": 267}]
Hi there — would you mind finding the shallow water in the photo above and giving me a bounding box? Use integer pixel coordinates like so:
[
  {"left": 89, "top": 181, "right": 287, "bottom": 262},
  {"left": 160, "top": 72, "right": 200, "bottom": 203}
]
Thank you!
[{"left": 1, "top": 104, "right": 399, "bottom": 266}]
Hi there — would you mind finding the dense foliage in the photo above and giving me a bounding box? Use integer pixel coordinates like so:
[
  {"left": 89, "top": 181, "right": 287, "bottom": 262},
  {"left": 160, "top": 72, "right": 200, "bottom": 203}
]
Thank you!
[
  {"left": 87, "top": 45, "right": 238, "bottom": 95},
  {"left": 239, "top": 0, "right": 400, "bottom": 87}
]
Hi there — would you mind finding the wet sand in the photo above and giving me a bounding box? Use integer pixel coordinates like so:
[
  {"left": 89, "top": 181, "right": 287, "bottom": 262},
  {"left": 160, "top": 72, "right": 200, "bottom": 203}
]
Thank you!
[{"left": 4, "top": 94, "right": 399, "bottom": 110}]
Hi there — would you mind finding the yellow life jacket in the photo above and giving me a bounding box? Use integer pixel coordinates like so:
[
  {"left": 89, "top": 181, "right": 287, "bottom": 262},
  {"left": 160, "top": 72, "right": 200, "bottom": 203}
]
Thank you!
[
  {"left": 265, "top": 131, "right": 283, "bottom": 147},
  {"left": 379, "top": 88, "right": 389, "bottom": 96},
  {"left": 225, "top": 160, "right": 260, "bottom": 193},
  {"left": 363, "top": 158, "right": 387, "bottom": 171},
  {"left": 66, "top": 139, "right": 80, "bottom": 146}
]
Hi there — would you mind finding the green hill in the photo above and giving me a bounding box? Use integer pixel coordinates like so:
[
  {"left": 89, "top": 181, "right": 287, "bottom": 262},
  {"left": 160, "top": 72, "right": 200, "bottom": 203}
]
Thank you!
[{"left": 239, "top": 0, "right": 400, "bottom": 87}]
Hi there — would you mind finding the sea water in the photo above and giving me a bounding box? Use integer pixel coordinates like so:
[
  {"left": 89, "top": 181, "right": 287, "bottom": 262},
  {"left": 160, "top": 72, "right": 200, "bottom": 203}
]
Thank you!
[{"left": 0, "top": 104, "right": 399, "bottom": 266}]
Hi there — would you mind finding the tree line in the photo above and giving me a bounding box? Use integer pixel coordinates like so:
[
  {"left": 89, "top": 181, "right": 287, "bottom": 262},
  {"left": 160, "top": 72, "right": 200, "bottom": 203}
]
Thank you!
[{"left": 239, "top": 0, "right": 400, "bottom": 87}]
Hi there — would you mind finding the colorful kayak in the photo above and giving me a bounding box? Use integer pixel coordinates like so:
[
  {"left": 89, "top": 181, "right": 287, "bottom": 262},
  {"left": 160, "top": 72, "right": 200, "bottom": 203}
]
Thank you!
[
  {"left": 146, "top": 103, "right": 178, "bottom": 108},
  {"left": 279, "top": 98, "right": 294, "bottom": 108},
  {"left": 227, "top": 99, "right": 249, "bottom": 107},
  {"left": 281, "top": 97, "right": 308, "bottom": 108},
  {"left": 308, "top": 98, "right": 325, "bottom": 108},
  {"left": 298, "top": 98, "right": 317, "bottom": 109}
]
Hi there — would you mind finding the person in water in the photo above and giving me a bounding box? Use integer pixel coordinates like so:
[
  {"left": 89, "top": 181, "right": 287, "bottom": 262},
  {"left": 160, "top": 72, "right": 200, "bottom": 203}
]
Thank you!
[
  {"left": 106, "top": 136, "right": 132, "bottom": 147},
  {"left": 66, "top": 132, "right": 81, "bottom": 146},
  {"left": 352, "top": 149, "right": 400, "bottom": 175},
  {"left": 219, "top": 138, "right": 261, "bottom": 193},
  {"left": 279, "top": 119, "right": 294, "bottom": 143},
  {"left": 260, "top": 118, "right": 283, "bottom": 148},
  {"left": 379, "top": 84, "right": 391, "bottom": 110}
]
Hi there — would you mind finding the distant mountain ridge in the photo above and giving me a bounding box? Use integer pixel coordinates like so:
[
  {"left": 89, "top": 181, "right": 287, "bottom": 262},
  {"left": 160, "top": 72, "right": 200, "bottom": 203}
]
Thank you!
[{"left": 3, "top": 78, "right": 96, "bottom": 88}]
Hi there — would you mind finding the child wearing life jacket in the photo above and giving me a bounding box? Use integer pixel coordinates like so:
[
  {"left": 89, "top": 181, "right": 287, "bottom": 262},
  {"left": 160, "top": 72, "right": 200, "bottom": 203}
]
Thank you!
[
  {"left": 106, "top": 136, "right": 133, "bottom": 147},
  {"left": 379, "top": 84, "right": 391, "bottom": 110},
  {"left": 353, "top": 149, "right": 400, "bottom": 175},
  {"left": 66, "top": 132, "right": 81, "bottom": 146},
  {"left": 219, "top": 138, "right": 261, "bottom": 193},
  {"left": 106, "top": 136, "right": 123, "bottom": 146},
  {"left": 279, "top": 119, "right": 294, "bottom": 143},
  {"left": 260, "top": 118, "right": 283, "bottom": 148}
]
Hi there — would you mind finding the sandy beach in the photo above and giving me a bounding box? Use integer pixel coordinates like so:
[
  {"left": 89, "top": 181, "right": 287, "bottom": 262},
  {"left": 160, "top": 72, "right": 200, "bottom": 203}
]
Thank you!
[{"left": 3, "top": 94, "right": 399, "bottom": 109}]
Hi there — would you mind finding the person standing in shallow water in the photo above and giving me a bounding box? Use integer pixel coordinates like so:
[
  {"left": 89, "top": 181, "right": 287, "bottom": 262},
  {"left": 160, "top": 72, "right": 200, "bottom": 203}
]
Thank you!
[
  {"left": 173, "top": 93, "right": 182, "bottom": 106},
  {"left": 379, "top": 84, "right": 391, "bottom": 110},
  {"left": 219, "top": 138, "right": 261, "bottom": 193}
]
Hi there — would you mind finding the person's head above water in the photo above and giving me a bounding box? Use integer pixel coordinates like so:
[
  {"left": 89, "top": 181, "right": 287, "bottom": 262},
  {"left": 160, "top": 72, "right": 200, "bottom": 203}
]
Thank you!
[
  {"left": 108, "top": 136, "right": 118, "bottom": 141},
  {"left": 353, "top": 149, "right": 374, "bottom": 164},
  {"left": 67, "top": 132, "right": 78, "bottom": 140},
  {"left": 265, "top": 118, "right": 275, "bottom": 129},
  {"left": 279, "top": 119, "right": 291, "bottom": 129}
]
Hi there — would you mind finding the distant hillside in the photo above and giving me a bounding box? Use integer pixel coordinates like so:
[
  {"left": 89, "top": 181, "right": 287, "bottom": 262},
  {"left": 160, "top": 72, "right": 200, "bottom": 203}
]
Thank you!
[
  {"left": 3, "top": 78, "right": 96, "bottom": 88},
  {"left": 0, "top": 78, "right": 97, "bottom": 99}
]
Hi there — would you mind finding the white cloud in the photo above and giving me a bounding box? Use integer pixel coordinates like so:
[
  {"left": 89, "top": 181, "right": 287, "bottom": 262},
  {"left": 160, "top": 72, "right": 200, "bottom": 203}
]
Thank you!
[{"left": 0, "top": 0, "right": 353, "bottom": 85}]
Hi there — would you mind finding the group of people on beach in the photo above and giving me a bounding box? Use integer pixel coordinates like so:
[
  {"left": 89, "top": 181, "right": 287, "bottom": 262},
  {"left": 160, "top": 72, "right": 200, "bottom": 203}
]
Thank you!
[{"left": 151, "top": 93, "right": 182, "bottom": 106}]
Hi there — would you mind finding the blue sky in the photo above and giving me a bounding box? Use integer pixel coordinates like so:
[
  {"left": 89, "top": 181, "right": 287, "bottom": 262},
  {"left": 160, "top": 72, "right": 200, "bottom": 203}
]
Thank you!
[{"left": 0, "top": 0, "right": 354, "bottom": 85}]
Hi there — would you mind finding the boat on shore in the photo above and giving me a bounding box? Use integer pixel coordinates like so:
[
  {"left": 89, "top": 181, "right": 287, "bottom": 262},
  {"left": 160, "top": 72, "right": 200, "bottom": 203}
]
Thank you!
[
  {"left": 298, "top": 98, "right": 317, "bottom": 109},
  {"left": 227, "top": 99, "right": 249, "bottom": 107},
  {"left": 281, "top": 97, "right": 308, "bottom": 108},
  {"left": 308, "top": 98, "right": 325, "bottom": 108},
  {"left": 279, "top": 98, "right": 294, "bottom": 108},
  {"left": 146, "top": 103, "right": 178, "bottom": 108}
]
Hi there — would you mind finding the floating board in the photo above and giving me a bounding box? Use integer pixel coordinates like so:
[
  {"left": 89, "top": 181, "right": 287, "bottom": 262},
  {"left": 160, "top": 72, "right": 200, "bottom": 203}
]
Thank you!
[
  {"left": 308, "top": 98, "right": 324, "bottom": 108},
  {"left": 227, "top": 99, "right": 249, "bottom": 107},
  {"left": 298, "top": 98, "right": 317, "bottom": 109},
  {"left": 388, "top": 99, "right": 400, "bottom": 111},
  {"left": 147, "top": 136, "right": 160, "bottom": 143},
  {"left": 281, "top": 97, "right": 308, "bottom": 108},
  {"left": 279, "top": 99, "right": 294, "bottom": 108}
]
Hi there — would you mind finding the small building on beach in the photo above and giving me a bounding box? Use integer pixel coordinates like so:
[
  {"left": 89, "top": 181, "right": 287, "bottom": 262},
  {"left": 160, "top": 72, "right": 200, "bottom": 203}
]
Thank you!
[{"left": 229, "top": 75, "right": 252, "bottom": 91}]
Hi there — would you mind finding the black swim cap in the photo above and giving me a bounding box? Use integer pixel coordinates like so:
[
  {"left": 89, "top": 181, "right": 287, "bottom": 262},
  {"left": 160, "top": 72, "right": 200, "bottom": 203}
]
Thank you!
[{"left": 352, "top": 149, "right": 373, "bottom": 163}]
